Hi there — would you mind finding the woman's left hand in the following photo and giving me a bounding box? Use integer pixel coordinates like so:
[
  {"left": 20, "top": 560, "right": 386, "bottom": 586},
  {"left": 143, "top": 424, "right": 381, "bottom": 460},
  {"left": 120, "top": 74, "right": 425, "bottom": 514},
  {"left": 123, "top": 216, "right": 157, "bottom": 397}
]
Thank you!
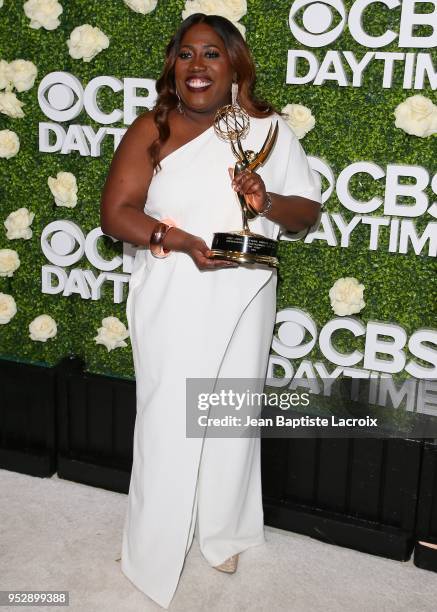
[{"left": 231, "top": 169, "right": 268, "bottom": 214}]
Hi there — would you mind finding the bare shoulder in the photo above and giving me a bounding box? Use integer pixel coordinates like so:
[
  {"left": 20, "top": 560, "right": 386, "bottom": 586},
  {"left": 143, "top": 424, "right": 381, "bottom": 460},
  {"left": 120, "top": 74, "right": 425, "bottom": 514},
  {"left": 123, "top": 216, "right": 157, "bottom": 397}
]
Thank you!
[
  {"left": 120, "top": 109, "right": 159, "bottom": 151},
  {"left": 102, "top": 110, "right": 159, "bottom": 211}
]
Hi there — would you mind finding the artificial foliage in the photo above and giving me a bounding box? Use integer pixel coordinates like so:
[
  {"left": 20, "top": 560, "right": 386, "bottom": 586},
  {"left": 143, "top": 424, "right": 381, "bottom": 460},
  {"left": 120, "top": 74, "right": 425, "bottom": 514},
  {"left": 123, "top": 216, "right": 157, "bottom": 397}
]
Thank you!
[{"left": 0, "top": 0, "right": 435, "bottom": 380}]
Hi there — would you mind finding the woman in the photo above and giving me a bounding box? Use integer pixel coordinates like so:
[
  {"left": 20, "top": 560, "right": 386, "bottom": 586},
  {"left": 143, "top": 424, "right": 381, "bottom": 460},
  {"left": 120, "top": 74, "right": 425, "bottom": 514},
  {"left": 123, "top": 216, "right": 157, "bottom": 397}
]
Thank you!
[{"left": 100, "top": 13, "right": 321, "bottom": 609}]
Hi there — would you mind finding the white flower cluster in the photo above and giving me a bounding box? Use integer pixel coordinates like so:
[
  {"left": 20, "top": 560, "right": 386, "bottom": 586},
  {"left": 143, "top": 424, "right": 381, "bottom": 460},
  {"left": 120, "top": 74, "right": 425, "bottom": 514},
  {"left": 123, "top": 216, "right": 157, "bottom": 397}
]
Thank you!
[
  {"left": 0, "top": 129, "right": 20, "bottom": 158},
  {"left": 94, "top": 317, "right": 130, "bottom": 352},
  {"left": 329, "top": 277, "right": 365, "bottom": 316},
  {"left": 3, "top": 207, "right": 35, "bottom": 240},
  {"left": 23, "top": 0, "right": 63, "bottom": 31},
  {"left": 0, "top": 249, "right": 20, "bottom": 277},
  {"left": 23, "top": 2, "right": 109, "bottom": 61},
  {"left": 0, "top": 300, "right": 129, "bottom": 349},
  {"left": 0, "top": 291, "right": 58, "bottom": 340},
  {"left": 0, "top": 194, "right": 59, "bottom": 339},
  {"left": 2, "top": 59, "right": 38, "bottom": 92},
  {"left": 182, "top": 0, "right": 247, "bottom": 37},
  {"left": 124, "top": 0, "right": 158, "bottom": 14},
  {"left": 282, "top": 103, "right": 316, "bottom": 139},
  {"left": 0, "top": 59, "right": 37, "bottom": 119},
  {"left": 67, "top": 25, "right": 110, "bottom": 62},
  {"left": 0, "top": 92, "right": 24, "bottom": 119},
  {"left": 0, "top": 293, "right": 17, "bottom": 325},
  {"left": 29, "top": 314, "right": 57, "bottom": 341},
  {"left": 394, "top": 94, "right": 437, "bottom": 138},
  {"left": 48, "top": 171, "right": 78, "bottom": 208}
]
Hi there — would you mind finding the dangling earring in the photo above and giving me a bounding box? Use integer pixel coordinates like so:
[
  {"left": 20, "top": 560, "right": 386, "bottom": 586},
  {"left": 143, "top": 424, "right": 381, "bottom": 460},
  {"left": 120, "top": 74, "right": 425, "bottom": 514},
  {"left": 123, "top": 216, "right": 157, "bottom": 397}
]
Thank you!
[
  {"left": 231, "top": 80, "right": 239, "bottom": 107},
  {"left": 175, "top": 89, "right": 184, "bottom": 115}
]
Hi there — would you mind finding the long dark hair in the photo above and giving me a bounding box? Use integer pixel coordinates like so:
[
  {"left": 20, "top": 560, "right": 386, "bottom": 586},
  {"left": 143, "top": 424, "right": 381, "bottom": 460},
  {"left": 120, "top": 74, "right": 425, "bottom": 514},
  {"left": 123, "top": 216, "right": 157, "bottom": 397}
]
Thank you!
[{"left": 149, "top": 13, "right": 276, "bottom": 171}]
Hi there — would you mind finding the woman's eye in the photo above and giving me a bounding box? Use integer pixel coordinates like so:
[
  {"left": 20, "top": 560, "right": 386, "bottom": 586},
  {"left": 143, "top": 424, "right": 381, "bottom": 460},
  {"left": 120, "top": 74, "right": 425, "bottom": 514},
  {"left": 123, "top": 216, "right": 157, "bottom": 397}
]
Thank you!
[{"left": 178, "top": 49, "right": 219, "bottom": 60}]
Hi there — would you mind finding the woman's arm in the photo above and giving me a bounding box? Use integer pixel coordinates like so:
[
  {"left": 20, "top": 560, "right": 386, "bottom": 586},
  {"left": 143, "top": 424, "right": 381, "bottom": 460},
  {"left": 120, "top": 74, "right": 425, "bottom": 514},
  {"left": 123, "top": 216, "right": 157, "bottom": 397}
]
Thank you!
[
  {"left": 231, "top": 169, "right": 320, "bottom": 233},
  {"left": 100, "top": 112, "right": 238, "bottom": 269},
  {"left": 261, "top": 193, "right": 320, "bottom": 232},
  {"left": 100, "top": 112, "right": 160, "bottom": 246}
]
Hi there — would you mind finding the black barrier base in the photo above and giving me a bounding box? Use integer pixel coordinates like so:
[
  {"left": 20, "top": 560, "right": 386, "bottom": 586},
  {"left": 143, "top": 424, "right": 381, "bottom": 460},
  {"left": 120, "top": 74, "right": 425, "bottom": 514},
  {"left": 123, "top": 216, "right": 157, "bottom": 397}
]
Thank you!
[
  {"left": 264, "top": 498, "right": 413, "bottom": 560},
  {"left": 57, "top": 457, "right": 130, "bottom": 494},
  {"left": 0, "top": 447, "right": 54, "bottom": 477},
  {"left": 56, "top": 356, "right": 136, "bottom": 493},
  {"left": 0, "top": 358, "right": 57, "bottom": 477},
  {"left": 414, "top": 541, "right": 437, "bottom": 572},
  {"left": 3, "top": 355, "right": 437, "bottom": 569},
  {"left": 261, "top": 437, "right": 422, "bottom": 561}
]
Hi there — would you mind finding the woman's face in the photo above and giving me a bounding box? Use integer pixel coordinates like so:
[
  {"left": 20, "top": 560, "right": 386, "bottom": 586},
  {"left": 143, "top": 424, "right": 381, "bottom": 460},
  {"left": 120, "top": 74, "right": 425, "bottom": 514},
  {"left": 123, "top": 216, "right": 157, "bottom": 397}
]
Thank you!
[{"left": 174, "top": 23, "right": 235, "bottom": 116}]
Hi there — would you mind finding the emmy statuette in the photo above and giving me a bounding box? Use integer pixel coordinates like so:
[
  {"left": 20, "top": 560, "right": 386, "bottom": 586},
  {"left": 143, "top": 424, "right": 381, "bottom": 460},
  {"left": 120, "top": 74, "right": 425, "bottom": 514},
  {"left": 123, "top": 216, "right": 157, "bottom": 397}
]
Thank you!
[{"left": 210, "top": 104, "right": 279, "bottom": 268}]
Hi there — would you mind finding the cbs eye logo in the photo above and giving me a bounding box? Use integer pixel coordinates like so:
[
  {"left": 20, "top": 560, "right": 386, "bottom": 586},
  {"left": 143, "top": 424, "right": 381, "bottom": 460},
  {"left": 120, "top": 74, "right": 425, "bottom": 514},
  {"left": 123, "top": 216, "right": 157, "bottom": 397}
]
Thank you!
[
  {"left": 38, "top": 72, "right": 84, "bottom": 122},
  {"left": 41, "top": 220, "right": 129, "bottom": 272},
  {"left": 41, "top": 220, "right": 85, "bottom": 267},
  {"left": 289, "top": 0, "right": 346, "bottom": 47},
  {"left": 272, "top": 309, "right": 318, "bottom": 359}
]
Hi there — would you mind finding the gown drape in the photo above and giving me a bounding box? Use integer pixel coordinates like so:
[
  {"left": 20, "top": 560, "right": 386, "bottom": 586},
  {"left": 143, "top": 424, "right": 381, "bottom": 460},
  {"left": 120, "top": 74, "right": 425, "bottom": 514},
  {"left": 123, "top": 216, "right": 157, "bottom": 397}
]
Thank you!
[{"left": 121, "top": 113, "right": 321, "bottom": 609}]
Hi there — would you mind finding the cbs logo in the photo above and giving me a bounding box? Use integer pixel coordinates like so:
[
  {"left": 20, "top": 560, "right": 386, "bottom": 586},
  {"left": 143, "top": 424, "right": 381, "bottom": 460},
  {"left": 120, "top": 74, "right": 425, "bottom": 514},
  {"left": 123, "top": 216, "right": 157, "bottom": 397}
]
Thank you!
[
  {"left": 273, "top": 309, "right": 318, "bottom": 359},
  {"left": 271, "top": 307, "right": 437, "bottom": 379},
  {"left": 289, "top": 0, "right": 346, "bottom": 47},
  {"left": 38, "top": 71, "right": 157, "bottom": 125},
  {"left": 41, "top": 220, "right": 134, "bottom": 271},
  {"left": 289, "top": 0, "right": 437, "bottom": 48}
]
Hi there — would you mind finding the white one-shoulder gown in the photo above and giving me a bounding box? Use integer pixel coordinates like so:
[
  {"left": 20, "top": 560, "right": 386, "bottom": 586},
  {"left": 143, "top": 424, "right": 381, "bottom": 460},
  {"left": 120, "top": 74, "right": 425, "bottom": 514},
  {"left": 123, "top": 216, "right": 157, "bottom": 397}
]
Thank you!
[{"left": 121, "top": 113, "right": 321, "bottom": 608}]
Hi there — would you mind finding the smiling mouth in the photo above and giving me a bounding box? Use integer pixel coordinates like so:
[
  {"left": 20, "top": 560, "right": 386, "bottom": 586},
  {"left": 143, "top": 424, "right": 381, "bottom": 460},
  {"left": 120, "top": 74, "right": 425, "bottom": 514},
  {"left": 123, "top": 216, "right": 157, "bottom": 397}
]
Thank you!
[{"left": 185, "top": 78, "right": 212, "bottom": 92}]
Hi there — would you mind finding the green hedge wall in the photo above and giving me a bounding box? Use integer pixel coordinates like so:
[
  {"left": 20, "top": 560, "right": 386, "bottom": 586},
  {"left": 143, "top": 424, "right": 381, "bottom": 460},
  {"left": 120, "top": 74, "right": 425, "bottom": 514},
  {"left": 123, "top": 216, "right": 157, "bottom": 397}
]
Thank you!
[{"left": 0, "top": 0, "right": 435, "bottom": 379}]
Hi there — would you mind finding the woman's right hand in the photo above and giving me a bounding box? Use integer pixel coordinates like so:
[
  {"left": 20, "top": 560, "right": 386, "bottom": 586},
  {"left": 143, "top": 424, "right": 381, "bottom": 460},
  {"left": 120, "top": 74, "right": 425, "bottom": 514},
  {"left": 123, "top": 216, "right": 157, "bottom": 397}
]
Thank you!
[{"left": 162, "top": 227, "right": 238, "bottom": 270}]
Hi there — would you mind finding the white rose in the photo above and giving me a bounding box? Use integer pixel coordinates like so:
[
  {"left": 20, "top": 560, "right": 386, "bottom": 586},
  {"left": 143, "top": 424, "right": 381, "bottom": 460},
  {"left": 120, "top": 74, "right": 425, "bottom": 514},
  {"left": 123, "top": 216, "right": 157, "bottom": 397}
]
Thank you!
[
  {"left": 23, "top": 0, "right": 63, "bottom": 31},
  {"left": 0, "top": 129, "right": 20, "bottom": 158},
  {"left": 4, "top": 207, "right": 35, "bottom": 240},
  {"left": 182, "top": 0, "right": 247, "bottom": 22},
  {"left": 0, "top": 60, "right": 11, "bottom": 90},
  {"left": 124, "top": 0, "right": 158, "bottom": 14},
  {"left": 0, "top": 293, "right": 17, "bottom": 324},
  {"left": 0, "top": 249, "right": 20, "bottom": 277},
  {"left": 394, "top": 94, "right": 437, "bottom": 138},
  {"left": 0, "top": 1, "right": 4, "bottom": 8},
  {"left": 48, "top": 171, "right": 78, "bottom": 208},
  {"left": 7, "top": 59, "right": 37, "bottom": 93},
  {"left": 94, "top": 316, "right": 130, "bottom": 352},
  {"left": 29, "top": 314, "right": 57, "bottom": 342},
  {"left": 329, "top": 277, "right": 365, "bottom": 317},
  {"left": 282, "top": 103, "right": 315, "bottom": 139},
  {"left": 0, "top": 92, "right": 25, "bottom": 118},
  {"left": 67, "top": 25, "right": 110, "bottom": 62}
]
